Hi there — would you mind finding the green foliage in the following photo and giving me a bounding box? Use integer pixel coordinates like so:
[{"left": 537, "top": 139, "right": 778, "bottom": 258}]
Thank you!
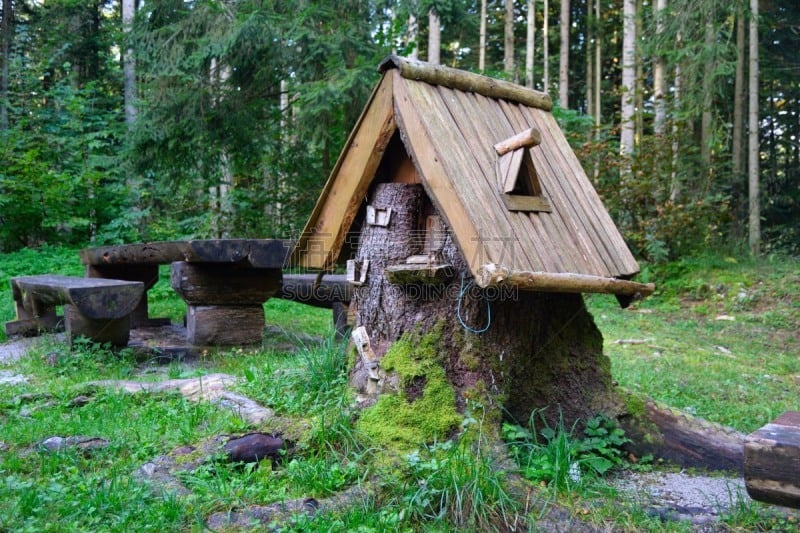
[
  {"left": 238, "top": 335, "right": 349, "bottom": 416},
  {"left": 503, "top": 412, "right": 630, "bottom": 493}
]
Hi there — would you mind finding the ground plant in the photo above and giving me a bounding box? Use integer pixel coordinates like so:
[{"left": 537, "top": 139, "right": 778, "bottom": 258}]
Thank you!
[{"left": 1, "top": 247, "right": 798, "bottom": 530}]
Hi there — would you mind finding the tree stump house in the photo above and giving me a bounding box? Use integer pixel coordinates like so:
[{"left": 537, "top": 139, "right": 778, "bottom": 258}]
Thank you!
[{"left": 292, "top": 56, "right": 654, "bottom": 436}]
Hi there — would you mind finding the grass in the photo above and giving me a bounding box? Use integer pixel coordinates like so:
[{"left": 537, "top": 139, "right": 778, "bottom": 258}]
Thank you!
[
  {"left": 586, "top": 254, "right": 800, "bottom": 433},
  {"left": 1, "top": 247, "right": 799, "bottom": 530}
]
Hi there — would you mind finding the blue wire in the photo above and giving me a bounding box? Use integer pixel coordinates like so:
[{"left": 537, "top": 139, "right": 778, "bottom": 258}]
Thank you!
[{"left": 457, "top": 272, "right": 492, "bottom": 334}]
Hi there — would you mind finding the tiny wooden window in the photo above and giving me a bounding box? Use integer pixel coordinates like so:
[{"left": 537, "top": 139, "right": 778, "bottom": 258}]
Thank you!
[{"left": 495, "top": 128, "right": 551, "bottom": 213}]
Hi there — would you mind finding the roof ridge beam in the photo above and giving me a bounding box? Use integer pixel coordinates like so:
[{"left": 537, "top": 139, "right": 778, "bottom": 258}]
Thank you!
[{"left": 379, "top": 55, "right": 553, "bottom": 112}]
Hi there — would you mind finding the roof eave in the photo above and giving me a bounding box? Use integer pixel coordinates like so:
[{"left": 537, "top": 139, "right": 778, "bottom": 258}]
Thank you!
[{"left": 476, "top": 263, "right": 654, "bottom": 298}]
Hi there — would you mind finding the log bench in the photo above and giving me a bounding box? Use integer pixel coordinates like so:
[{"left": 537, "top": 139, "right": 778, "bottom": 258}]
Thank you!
[
  {"left": 744, "top": 411, "right": 800, "bottom": 509},
  {"left": 279, "top": 273, "right": 353, "bottom": 337},
  {"left": 5, "top": 275, "right": 144, "bottom": 346}
]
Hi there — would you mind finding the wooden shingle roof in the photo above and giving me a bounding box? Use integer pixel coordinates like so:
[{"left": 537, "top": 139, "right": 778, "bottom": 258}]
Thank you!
[{"left": 291, "top": 56, "right": 653, "bottom": 299}]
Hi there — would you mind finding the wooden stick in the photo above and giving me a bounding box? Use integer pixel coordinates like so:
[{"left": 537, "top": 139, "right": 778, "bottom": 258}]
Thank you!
[
  {"left": 475, "top": 263, "right": 655, "bottom": 297},
  {"left": 379, "top": 55, "right": 553, "bottom": 111},
  {"left": 494, "top": 127, "right": 542, "bottom": 155}
]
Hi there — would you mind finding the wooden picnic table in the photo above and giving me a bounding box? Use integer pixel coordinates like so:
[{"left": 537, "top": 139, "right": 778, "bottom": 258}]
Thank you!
[{"left": 80, "top": 239, "right": 292, "bottom": 345}]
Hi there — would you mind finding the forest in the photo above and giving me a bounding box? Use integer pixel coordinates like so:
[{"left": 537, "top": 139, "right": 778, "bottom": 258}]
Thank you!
[{"left": 0, "top": 0, "right": 798, "bottom": 262}]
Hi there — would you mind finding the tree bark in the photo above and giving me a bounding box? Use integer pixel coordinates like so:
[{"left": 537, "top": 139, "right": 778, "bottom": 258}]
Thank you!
[
  {"left": 670, "top": 35, "right": 682, "bottom": 201},
  {"left": 732, "top": 4, "right": 746, "bottom": 235},
  {"left": 1, "top": 0, "right": 13, "bottom": 130},
  {"left": 558, "top": 0, "right": 569, "bottom": 107},
  {"left": 620, "top": 395, "right": 745, "bottom": 473},
  {"left": 594, "top": 0, "right": 601, "bottom": 127},
  {"left": 586, "top": 0, "right": 593, "bottom": 116},
  {"left": 620, "top": 0, "right": 636, "bottom": 159},
  {"left": 407, "top": 13, "right": 419, "bottom": 60},
  {"left": 428, "top": 7, "right": 440, "bottom": 65},
  {"left": 543, "top": 0, "right": 550, "bottom": 92},
  {"left": 748, "top": 0, "right": 760, "bottom": 255},
  {"left": 634, "top": 0, "right": 643, "bottom": 149},
  {"left": 653, "top": 0, "right": 667, "bottom": 135},
  {"left": 349, "top": 183, "right": 623, "bottom": 432},
  {"left": 504, "top": 0, "right": 515, "bottom": 76},
  {"left": 479, "top": 0, "right": 487, "bottom": 72},
  {"left": 701, "top": 11, "right": 716, "bottom": 171},
  {"left": 122, "top": 0, "right": 137, "bottom": 128},
  {"left": 525, "top": 0, "right": 535, "bottom": 87}
]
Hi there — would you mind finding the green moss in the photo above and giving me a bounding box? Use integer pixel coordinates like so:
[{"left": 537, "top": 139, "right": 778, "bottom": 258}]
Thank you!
[
  {"left": 356, "top": 326, "right": 460, "bottom": 452},
  {"left": 623, "top": 390, "right": 647, "bottom": 418},
  {"left": 380, "top": 322, "right": 444, "bottom": 383}
]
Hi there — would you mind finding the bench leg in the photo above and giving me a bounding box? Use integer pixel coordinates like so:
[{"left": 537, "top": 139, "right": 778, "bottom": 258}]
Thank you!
[
  {"left": 4, "top": 301, "right": 61, "bottom": 337},
  {"left": 64, "top": 306, "right": 131, "bottom": 347},
  {"left": 186, "top": 305, "right": 265, "bottom": 346},
  {"left": 332, "top": 302, "right": 350, "bottom": 340},
  {"left": 86, "top": 264, "right": 168, "bottom": 328}
]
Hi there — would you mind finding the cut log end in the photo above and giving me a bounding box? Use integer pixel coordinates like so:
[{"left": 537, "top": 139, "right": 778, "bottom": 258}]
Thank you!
[{"left": 745, "top": 411, "right": 800, "bottom": 509}]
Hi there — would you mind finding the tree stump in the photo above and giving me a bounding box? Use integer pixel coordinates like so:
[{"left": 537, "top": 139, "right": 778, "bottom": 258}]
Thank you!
[{"left": 349, "top": 183, "right": 621, "bottom": 441}]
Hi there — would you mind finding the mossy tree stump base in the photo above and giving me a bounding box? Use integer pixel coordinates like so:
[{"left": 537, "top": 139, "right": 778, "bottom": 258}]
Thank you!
[{"left": 349, "top": 183, "right": 623, "bottom": 449}]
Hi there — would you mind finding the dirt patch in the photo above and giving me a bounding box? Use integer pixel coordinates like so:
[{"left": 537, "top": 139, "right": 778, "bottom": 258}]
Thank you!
[
  {"left": 614, "top": 470, "right": 800, "bottom": 527},
  {"left": 0, "top": 334, "right": 64, "bottom": 365}
]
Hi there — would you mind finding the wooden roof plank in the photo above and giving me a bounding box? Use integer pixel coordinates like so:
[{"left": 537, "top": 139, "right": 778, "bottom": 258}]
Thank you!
[
  {"left": 292, "top": 73, "right": 397, "bottom": 270},
  {"left": 502, "top": 149, "right": 524, "bottom": 193},
  {"left": 519, "top": 107, "right": 625, "bottom": 275},
  {"left": 538, "top": 110, "right": 641, "bottom": 275},
  {"left": 459, "top": 89, "right": 563, "bottom": 271},
  {"left": 468, "top": 91, "right": 585, "bottom": 272},
  {"left": 444, "top": 88, "right": 556, "bottom": 273},
  {"left": 499, "top": 100, "right": 616, "bottom": 276},
  {"left": 519, "top": 105, "right": 639, "bottom": 275},
  {"left": 401, "top": 80, "right": 520, "bottom": 269},
  {"left": 392, "top": 72, "right": 485, "bottom": 272}
]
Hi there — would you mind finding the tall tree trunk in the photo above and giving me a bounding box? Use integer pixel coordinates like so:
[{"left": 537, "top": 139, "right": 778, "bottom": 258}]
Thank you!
[
  {"left": 525, "top": 0, "right": 535, "bottom": 87},
  {"left": 428, "top": 7, "right": 440, "bottom": 65},
  {"left": 620, "top": 0, "right": 636, "bottom": 159},
  {"left": 1, "top": 0, "right": 13, "bottom": 131},
  {"left": 594, "top": 0, "right": 601, "bottom": 127},
  {"left": 479, "top": 0, "right": 487, "bottom": 72},
  {"left": 408, "top": 14, "right": 419, "bottom": 60},
  {"left": 732, "top": 4, "right": 746, "bottom": 188},
  {"left": 634, "top": 0, "right": 643, "bottom": 149},
  {"left": 748, "top": 0, "right": 760, "bottom": 255},
  {"left": 701, "top": 13, "right": 716, "bottom": 172},
  {"left": 558, "top": 0, "right": 570, "bottom": 106},
  {"left": 543, "top": 0, "right": 550, "bottom": 92},
  {"left": 653, "top": 0, "right": 667, "bottom": 135},
  {"left": 122, "top": 0, "right": 137, "bottom": 129},
  {"left": 670, "top": 43, "right": 682, "bottom": 202},
  {"left": 504, "top": 0, "right": 515, "bottom": 76},
  {"left": 586, "top": 0, "right": 593, "bottom": 115}
]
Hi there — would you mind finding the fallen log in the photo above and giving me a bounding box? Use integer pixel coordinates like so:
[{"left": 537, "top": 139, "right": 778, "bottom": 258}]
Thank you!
[{"left": 618, "top": 393, "right": 745, "bottom": 473}]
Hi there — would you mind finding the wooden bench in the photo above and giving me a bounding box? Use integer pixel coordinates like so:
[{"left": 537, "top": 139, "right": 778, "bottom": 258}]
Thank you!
[
  {"left": 5, "top": 275, "right": 144, "bottom": 346},
  {"left": 744, "top": 411, "right": 800, "bottom": 509}
]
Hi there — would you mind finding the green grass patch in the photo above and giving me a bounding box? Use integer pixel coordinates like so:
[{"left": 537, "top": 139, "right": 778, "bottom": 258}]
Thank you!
[{"left": 588, "top": 254, "right": 800, "bottom": 432}]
